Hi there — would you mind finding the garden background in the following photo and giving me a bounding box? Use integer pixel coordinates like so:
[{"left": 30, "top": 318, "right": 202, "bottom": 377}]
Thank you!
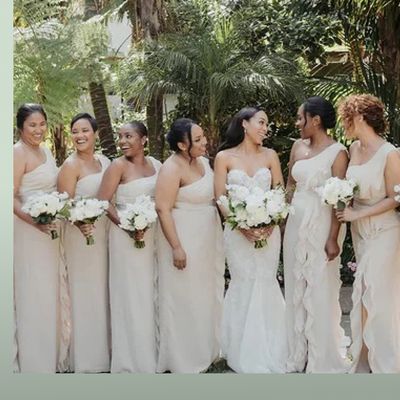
[{"left": 13, "top": 0, "right": 400, "bottom": 356}]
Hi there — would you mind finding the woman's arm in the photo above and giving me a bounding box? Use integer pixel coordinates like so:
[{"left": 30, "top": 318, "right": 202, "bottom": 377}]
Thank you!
[
  {"left": 97, "top": 160, "right": 123, "bottom": 226},
  {"left": 268, "top": 149, "right": 285, "bottom": 188},
  {"left": 337, "top": 150, "right": 400, "bottom": 222},
  {"left": 325, "top": 149, "right": 349, "bottom": 260},
  {"left": 285, "top": 140, "right": 300, "bottom": 203},
  {"left": 57, "top": 159, "right": 78, "bottom": 198},
  {"left": 155, "top": 160, "right": 187, "bottom": 269},
  {"left": 213, "top": 152, "right": 229, "bottom": 218}
]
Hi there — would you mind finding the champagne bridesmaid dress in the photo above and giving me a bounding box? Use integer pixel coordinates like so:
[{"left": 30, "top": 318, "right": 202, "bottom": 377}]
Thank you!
[
  {"left": 63, "top": 154, "right": 111, "bottom": 372},
  {"left": 283, "top": 142, "right": 350, "bottom": 373},
  {"left": 109, "top": 156, "right": 161, "bottom": 373},
  {"left": 156, "top": 157, "right": 225, "bottom": 373},
  {"left": 14, "top": 146, "right": 62, "bottom": 372},
  {"left": 346, "top": 142, "right": 400, "bottom": 373}
]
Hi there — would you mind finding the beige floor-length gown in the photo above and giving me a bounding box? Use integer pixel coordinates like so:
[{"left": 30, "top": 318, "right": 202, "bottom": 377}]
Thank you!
[
  {"left": 63, "top": 154, "right": 111, "bottom": 372},
  {"left": 14, "top": 145, "right": 62, "bottom": 373},
  {"left": 283, "top": 142, "right": 350, "bottom": 373},
  {"left": 156, "top": 156, "right": 225, "bottom": 373},
  {"left": 347, "top": 141, "right": 400, "bottom": 373},
  {"left": 109, "top": 156, "right": 161, "bottom": 373}
]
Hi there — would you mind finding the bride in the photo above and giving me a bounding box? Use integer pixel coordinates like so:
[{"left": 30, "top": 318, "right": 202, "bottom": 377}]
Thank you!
[{"left": 214, "top": 106, "right": 288, "bottom": 373}]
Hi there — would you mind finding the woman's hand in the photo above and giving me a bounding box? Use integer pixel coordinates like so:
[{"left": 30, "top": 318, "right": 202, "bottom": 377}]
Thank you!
[
  {"left": 35, "top": 222, "right": 57, "bottom": 236},
  {"left": 75, "top": 222, "right": 95, "bottom": 238},
  {"left": 239, "top": 226, "right": 274, "bottom": 242},
  {"left": 325, "top": 237, "right": 340, "bottom": 261},
  {"left": 133, "top": 229, "right": 145, "bottom": 242},
  {"left": 336, "top": 207, "right": 360, "bottom": 222},
  {"left": 172, "top": 246, "right": 187, "bottom": 270}
]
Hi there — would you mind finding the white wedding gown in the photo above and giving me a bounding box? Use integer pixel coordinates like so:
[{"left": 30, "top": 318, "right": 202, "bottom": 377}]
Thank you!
[{"left": 221, "top": 168, "right": 288, "bottom": 373}]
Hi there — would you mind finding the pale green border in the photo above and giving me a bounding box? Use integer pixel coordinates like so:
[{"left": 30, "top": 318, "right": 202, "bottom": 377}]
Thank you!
[{"left": 2, "top": 1, "right": 400, "bottom": 399}]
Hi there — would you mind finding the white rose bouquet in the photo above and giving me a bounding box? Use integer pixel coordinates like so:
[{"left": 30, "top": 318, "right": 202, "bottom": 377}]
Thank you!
[
  {"left": 69, "top": 198, "right": 109, "bottom": 245},
  {"left": 218, "top": 185, "right": 293, "bottom": 249},
  {"left": 22, "top": 191, "right": 70, "bottom": 239},
  {"left": 117, "top": 194, "right": 158, "bottom": 248},
  {"left": 394, "top": 184, "right": 400, "bottom": 203},
  {"left": 316, "top": 177, "right": 359, "bottom": 210}
]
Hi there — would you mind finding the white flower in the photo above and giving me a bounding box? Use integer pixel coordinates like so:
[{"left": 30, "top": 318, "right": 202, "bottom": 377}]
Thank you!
[
  {"left": 22, "top": 191, "right": 70, "bottom": 219},
  {"left": 69, "top": 198, "right": 109, "bottom": 223},
  {"left": 223, "top": 183, "right": 292, "bottom": 230},
  {"left": 117, "top": 195, "right": 157, "bottom": 232},
  {"left": 316, "top": 177, "right": 358, "bottom": 208},
  {"left": 394, "top": 184, "right": 400, "bottom": 203}
]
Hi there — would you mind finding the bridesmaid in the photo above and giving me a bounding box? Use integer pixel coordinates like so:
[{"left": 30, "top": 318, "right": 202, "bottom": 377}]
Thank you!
[
  {"left": 283, "top": 96, "right": 350, "bottom": 373},
  {"left": 97, "top": 121, "right": 161, "bottom": 373},
  {"left": 57, "top": 113, "right": 111, "bottom": 372},
  {"left": 214, "top": 107, "right": 288, "bottom": 373},
  {"left": 336, "top": 94, "right": 400, "bottom": 373},
  {"left": 13, "top": 104, "right": 61, "bottom": 372},
  {"left": 155, "top": 118, "right": 225, "bottom": 373}
]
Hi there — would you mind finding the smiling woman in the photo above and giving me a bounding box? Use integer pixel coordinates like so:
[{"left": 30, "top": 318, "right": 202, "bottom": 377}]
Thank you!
[
  {"left": 13, "top": 103, "right": 62, "bottom": 372},
  {"left": 155, "top": 118, "right": 225, "bottom": 373},
  {"left": 57, "top": 113, "right": 111, "bottom": 373},
  {"left": 97, "top": 121, "right": 161, "bottom": 373},
  {"left": 214, "top": 107, "right": 287, "bottom": 373}
]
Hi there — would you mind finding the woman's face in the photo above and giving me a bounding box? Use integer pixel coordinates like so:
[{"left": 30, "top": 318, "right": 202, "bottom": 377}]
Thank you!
[
  {"left": 20, "top": 112, "right": 47, "bottom": 147},
  {"left": 187, "top": 124, "right": 207, "bottom": 158},
  {"left": 243, "top": 111, "right": 268, "bottom": 145},
  {"left": 295, "top": 105, "right": 315, "bottom": 139},
  {"left": 342, "top": 114, "right": 361, "bottom": 139},
  {"left": 118, "top": 125, "right": 145, "bottom": 158},
  {"left": 71, "top": 118, "right": 96, "bottom": 153}
]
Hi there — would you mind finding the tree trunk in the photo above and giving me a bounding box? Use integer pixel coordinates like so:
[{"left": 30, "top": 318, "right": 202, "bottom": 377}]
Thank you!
[
  {"left": 378, "top": 4, "right": 400, "bottom": 104},
  {"left": 89, "top": 81, "right": 118, "bottom": 159},
  {"left": 52, "top": 124, "right": 68, "bottom": 166},
  {"left": 146, "top": 93, "right": 164, "bottom": 160},
  {"left": 126, "top": 0, "right": 165, "bottom": 159}
]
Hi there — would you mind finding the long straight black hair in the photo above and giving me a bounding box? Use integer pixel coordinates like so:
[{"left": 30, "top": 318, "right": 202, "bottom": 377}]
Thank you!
[{"left": 218, "top": 106, "right": 263, "bottom": 152}]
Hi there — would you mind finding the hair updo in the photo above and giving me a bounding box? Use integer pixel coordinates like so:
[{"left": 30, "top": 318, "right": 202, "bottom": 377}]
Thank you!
[
  {"left": 124, "top": 121, "right": 148, "bottom": 138},
  {"left": 303, "top": 96, "right": 336, "bottom": 130},
  {"left": 166, "top": 118, "right": 195, "bottom": 153},
  {"left": 16, "top": 103, "right": 47, "bottom": 130},
  {"left": 338, "top": 94, "right": 388, "bottom": 135}
]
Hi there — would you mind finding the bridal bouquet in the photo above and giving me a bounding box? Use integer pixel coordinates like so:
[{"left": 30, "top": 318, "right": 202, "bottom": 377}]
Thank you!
[
  {"left": 118, "top": 194, "right": 158, "bottom": 248},
  {"left": 218, "top": 185, "right": 293, "bottom": 249},
  {"left": 69, "top": 198, "right": 109, "bottom": 245},
  {"left": 22, "top": 191, "right": 70, "bottom": 239},
  {"left": 316, "top": 177, "right": 359, "bottom": 210},
  {"left": 394, "top": 184, "right": 400, "bottom": 203}
]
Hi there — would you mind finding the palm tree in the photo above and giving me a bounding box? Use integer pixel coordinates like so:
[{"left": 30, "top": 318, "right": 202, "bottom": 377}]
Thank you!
[
  {"left": 14, "top": 0, "right": 84, "bottom": 162},
  {"left": 118, "top": 14, "right": 304, "bottom": 156},
  {"left": 83, "top": 0, "right": 118, "bottom": 158},
  {"left": 97, "top": 0, "right": 166, "bottom": 159},
  {"left": 310, "top": 0, "right": 400, "bottom": 145}
]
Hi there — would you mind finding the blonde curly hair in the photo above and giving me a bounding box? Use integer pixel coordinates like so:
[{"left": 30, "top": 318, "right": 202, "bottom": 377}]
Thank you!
[{"left": 338, "top": 94, "right": 388, "bottom": 136}]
